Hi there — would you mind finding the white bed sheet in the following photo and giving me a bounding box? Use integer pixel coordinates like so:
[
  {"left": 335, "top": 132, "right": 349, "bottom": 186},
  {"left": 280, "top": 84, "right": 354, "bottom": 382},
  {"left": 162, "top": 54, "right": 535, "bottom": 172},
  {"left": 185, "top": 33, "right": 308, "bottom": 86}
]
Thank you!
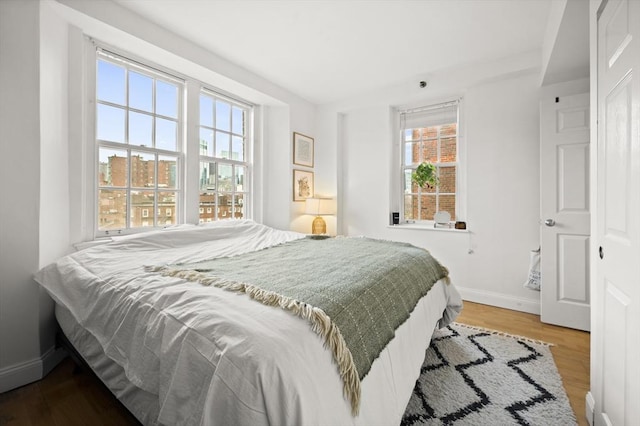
[{"left": 36, "top": 220, "right": 462, "bottom": 426}]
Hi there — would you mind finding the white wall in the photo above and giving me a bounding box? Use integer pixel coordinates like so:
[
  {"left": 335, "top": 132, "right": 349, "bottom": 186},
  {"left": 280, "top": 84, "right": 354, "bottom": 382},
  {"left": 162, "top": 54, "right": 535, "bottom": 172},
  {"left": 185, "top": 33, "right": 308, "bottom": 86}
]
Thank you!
[
  {"left": 0, "top": 0, "right": 58, "bottom": 393},
  {"left": 319, "top": 67, "right": 544, "bottom": 313},
  {"left": 40, "top": 1, "right": 71, "bottom": 267}
]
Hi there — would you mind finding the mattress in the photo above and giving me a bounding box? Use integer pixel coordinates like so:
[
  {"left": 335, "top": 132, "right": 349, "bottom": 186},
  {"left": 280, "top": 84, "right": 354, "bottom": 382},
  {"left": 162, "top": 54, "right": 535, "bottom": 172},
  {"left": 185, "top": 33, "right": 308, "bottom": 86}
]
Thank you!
[{"left": 37, "top": 220, "right": 463, "bottom": 425}]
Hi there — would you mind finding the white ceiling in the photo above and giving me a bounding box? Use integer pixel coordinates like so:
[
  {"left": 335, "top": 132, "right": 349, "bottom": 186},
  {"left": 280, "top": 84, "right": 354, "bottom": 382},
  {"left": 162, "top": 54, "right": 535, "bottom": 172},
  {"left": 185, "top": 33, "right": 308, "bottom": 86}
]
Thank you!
[{"left": 113, "top": 0, "right": 556, "bottom": 105}]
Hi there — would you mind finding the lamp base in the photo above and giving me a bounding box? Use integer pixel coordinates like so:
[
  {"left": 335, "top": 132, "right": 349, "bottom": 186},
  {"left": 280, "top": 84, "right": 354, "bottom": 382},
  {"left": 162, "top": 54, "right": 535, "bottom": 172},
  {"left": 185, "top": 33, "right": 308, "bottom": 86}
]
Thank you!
[{"left": 311, "top": 216, "right": 326, "bottom": 234}]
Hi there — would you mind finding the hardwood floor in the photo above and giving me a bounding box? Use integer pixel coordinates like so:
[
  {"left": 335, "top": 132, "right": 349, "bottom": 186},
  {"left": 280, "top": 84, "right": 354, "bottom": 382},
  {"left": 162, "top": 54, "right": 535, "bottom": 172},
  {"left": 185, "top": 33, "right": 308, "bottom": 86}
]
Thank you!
[
  {"left": 0, "top": 301, "right": 589, "bottom": 425},
  {"left": 0, "top": 358, "right": 139, "bottom": 426}
]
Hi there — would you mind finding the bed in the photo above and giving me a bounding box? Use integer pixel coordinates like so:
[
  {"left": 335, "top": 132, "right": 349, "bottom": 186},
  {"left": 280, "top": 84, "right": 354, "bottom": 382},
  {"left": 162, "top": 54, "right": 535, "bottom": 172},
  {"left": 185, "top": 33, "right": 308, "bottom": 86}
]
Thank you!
[{"left": 35, "top": 220, "right": 462, "bottom": 426}]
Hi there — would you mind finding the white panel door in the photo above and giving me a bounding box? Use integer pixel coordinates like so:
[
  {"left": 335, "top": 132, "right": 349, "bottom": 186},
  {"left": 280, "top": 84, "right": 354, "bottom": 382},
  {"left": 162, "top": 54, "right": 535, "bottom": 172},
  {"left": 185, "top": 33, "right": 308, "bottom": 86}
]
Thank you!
[
  {"left": 594, "top": 0, "right": 640, "bottom": 424},
  {"left": 540, "top": 93, "right": 591, "bottom": 331}
]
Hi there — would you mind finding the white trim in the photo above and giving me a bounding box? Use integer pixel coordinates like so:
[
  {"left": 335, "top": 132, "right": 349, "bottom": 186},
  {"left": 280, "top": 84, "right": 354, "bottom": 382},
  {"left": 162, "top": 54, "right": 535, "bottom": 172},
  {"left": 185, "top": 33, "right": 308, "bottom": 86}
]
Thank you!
[
  {"left": 585, "top": 391, "right": 595, "bottom": 426},
  {"left": 84, "top": 36, "right": 97, "bottom": 240},
  {"left": 456, "top": 285, "right": 541, "bottom": 315},
  {"left": 0, "top": 347, "right": 66, "bottom": 393}
]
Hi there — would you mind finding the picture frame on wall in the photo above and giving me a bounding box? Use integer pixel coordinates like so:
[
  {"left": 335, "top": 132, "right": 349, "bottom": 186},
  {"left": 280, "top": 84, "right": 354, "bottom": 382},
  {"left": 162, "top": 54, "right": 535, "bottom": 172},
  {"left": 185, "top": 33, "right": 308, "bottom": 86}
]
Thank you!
[
  {"left": 293, "top": 169, "right": 314, "bottom": 202},
  {"left": 293, "top": 132, "right": 314, "bottom": 167}
]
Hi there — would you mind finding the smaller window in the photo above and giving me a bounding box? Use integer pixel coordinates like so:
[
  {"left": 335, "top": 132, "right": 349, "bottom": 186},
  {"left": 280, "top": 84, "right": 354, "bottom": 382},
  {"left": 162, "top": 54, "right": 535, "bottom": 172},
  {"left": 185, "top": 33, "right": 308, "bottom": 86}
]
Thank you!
[
  {"left": 400, "top": 100, "right": 460, "bottom": 223},
  {"left": 142, "top": 208, "right": 149, "bottom": 218},
  {"left": 166, "top": 208, "right": 172, "bottom": 217}
]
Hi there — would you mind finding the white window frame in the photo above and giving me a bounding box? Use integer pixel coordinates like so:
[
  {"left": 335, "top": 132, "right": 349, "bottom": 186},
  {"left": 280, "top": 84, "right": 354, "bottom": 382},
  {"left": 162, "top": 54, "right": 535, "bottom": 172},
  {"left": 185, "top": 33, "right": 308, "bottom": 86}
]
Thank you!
[
  {"left": 93, "top": 48, "right": 184, "bottom": 236},
  {"left": 198, "top": 89, "right": 252, "bottom": 222},
  {"left": 395, "top": 98, "right": 466, "bottom": 226},
  {"left": 85, "top": 39, "right": 254, "bottom": 238}
]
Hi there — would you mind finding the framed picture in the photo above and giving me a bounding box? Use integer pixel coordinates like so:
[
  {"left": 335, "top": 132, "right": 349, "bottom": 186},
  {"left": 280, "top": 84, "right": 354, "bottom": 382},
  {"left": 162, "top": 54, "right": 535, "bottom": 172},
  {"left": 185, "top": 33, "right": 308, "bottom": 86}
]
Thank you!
[
  {"left": 293, "top": 169, "right": 314, "bottom": 202},
  {"left": 293, "top": 132, "right": 314, "bottom": 167}
]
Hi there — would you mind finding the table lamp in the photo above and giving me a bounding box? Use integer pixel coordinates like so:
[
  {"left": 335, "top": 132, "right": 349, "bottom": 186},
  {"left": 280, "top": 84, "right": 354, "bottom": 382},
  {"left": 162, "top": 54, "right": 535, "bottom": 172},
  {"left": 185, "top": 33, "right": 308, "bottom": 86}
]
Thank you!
[{"left": 305, "top": 197, "right": 335, "bottom": 234}]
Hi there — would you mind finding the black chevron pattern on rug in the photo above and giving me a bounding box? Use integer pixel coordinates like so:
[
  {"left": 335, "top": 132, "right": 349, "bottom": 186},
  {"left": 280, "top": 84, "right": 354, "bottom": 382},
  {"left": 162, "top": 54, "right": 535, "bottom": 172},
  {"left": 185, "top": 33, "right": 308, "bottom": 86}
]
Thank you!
[
  {"left": 401, "top": 323, "right": 576, "bottom": 426},
  {"left": 504, "top": 341, "right": 556, "bottom": 424},
  {"left": 439, "top": 331, "right": 492, "bottom": 424}
]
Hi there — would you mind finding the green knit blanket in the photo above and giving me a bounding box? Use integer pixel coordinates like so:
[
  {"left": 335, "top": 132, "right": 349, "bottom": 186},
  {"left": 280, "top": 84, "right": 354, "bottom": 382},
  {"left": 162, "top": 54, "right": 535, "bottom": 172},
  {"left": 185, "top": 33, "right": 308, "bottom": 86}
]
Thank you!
[{"left": 150, "top": 237, "right": 449, "bottom": 415}]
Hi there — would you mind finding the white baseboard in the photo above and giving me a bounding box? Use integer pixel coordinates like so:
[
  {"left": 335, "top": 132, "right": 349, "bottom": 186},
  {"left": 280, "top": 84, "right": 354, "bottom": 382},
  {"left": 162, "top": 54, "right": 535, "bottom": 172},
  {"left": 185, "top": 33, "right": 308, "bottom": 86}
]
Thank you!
[
  {"left": 0, "top": 346, "right": 67, "bottom": 393},
  {"left": 456, "top": 286, "right": 541, "bottom": 315},
  {"left": 585, "top": 391, "right": 595, "bottom": 426}
]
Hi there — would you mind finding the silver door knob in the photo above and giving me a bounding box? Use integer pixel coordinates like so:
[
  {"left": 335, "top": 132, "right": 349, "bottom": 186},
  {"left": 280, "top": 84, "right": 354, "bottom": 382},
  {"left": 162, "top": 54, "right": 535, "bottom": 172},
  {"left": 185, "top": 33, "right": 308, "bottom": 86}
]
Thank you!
[{"left": 544, "top": 219, "right": 556, "bottom": 227}]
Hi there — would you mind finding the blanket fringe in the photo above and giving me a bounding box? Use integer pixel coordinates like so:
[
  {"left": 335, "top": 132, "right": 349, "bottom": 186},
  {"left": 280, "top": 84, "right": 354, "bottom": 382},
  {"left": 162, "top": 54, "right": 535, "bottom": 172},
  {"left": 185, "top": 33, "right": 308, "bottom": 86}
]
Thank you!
[
  {"left": 452, "top": 322, "right": 554, "bottom": 347},
  {"left": 153, "top": 266, "right": 362, "bottom": 415}
]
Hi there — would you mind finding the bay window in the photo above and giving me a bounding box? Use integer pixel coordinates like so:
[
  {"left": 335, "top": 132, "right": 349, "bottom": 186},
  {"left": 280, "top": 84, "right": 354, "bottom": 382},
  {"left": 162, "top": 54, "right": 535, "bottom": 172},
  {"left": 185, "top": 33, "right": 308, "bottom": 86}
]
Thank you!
[{"left": 92, "top": 45, "right": 253, "bottom": 236}]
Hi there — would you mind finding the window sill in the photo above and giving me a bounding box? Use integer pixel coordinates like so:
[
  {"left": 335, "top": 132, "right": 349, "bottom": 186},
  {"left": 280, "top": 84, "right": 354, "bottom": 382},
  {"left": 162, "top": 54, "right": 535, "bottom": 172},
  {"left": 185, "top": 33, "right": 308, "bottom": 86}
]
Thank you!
[{"left": 387, "top": 224, "right": 469, "bottom": 233}]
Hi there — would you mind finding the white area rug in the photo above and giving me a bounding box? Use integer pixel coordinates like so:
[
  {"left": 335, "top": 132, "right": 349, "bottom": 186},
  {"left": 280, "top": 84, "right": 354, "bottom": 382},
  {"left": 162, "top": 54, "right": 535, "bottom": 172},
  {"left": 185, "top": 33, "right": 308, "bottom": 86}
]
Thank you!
[{"left": 402, "top": 323, "right": 577, "bottom": 426}]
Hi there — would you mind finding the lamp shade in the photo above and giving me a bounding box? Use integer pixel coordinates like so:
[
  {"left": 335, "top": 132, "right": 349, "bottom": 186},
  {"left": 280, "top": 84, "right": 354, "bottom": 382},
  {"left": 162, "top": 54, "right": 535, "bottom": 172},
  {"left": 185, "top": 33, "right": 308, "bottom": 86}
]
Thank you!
[{"left": 305, "top": 197, "right": 336, "bottom": 216}]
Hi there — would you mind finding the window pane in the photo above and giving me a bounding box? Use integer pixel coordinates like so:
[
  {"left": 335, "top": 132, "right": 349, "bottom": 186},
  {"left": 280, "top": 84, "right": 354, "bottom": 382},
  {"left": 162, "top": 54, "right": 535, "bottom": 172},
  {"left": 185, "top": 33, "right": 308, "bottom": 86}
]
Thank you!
[
  {"left": 200, "top": 161, "right": 216, "bottom": 191},
  {"left": 232, "top": 106, "right": 244, "bottom": 135},
  {"left": 131, "top": 190, "right": 155, "bottom": 227},
  {"left": 97, "top": 60, "right": 125, "bottom": 105},
  {"left": 441, "top": 123, "right": 457, "bottom": 137},
  {"left": 441, "top": 137, "right": 457, "bottom": 162},
  {"left": 200, "top": 95, "right": 213, "bottom": 127},
  {"left": 403, "top": 169, "right": 414, "bottom": 193},
  {"left": 218, "top": 193, "right": 231, "bottom": 218},
  {"left": 156, "top": 118, "right": 177, "bottom": 151},
  {"left": 421, "top": 138, "right": 437, "bottom": 163},
  {"left": 215, "top": 100, "right": 231, "bottom": 132},
  {"left": 439, "top": 166, "right": 456, "bottom": 193},
  {"left": 218, "top": 164, "right": 233, "bottom": 191},
  {"left": 234, "top": 194, "right": 244, "bottom": 219},
  {"left": 129, "top": 72, "right": 153, "bottom": 112},
  {"left": 404, "top": 195, "right": 417, "bottom": 220},
  {"left": 98, "top": 189, "right": 127, "bottom": 230},
  {"left": 129, "top": 111, "right": 153, "bottom": 146},
  {"left": 439, "top": 194, "right": 456, "bottom": 219},
  {"left": 97, "top": 104, "right": 125, "bottom": 142},
  {"left": 158, "top": 155, "right": 178, "bottom": 189},
  {"left": 410, "top": 166, "right": 435, "bottom": 193},
  {"left": 235, "top": 165, "right": 245, "bottom": 191},
  {"left": 156, "top": 80, "right": 178, "bottom": 118},
  {"left": 405, "top": 142, "right": 420, "bottom": 166},
  {"left": 200, "top": 128, "right": 213, "bottom": 156},
  {"left": 423, "top": 182, "right": 436, "bottom": 194},
  {"left": 157, "top": 191, "right": 176, "bottom": 225},
  {"left": 422, "top": 127, "right": 438, "bottom": 139},
  {"left": 420, "top": 195, "right": 436, "bottom": 220},
  {"left": 199, "top": 192, "right": 216, "bottom": 222},
  {"left": 404, "top": 129, "right": 417, "bottom": 142},
  {"left": 215, "top": 131, "right": 230, "bottom": 159},
  {"left": 99, "top": 148, "right": 127, "bottom": 187},
  {"left": 232, "top": 136, "right": 244, "bottom": 161},
  {"left": 131, "top": 152, "right": 155, "bottom": 188}
]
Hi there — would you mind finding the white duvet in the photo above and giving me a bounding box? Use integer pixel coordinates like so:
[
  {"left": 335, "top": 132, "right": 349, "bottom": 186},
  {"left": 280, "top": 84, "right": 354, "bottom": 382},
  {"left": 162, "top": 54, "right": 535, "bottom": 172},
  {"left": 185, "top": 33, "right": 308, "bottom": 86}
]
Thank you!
[{"left": 35, "top": 220, "right": 462, "bottom": 426}]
